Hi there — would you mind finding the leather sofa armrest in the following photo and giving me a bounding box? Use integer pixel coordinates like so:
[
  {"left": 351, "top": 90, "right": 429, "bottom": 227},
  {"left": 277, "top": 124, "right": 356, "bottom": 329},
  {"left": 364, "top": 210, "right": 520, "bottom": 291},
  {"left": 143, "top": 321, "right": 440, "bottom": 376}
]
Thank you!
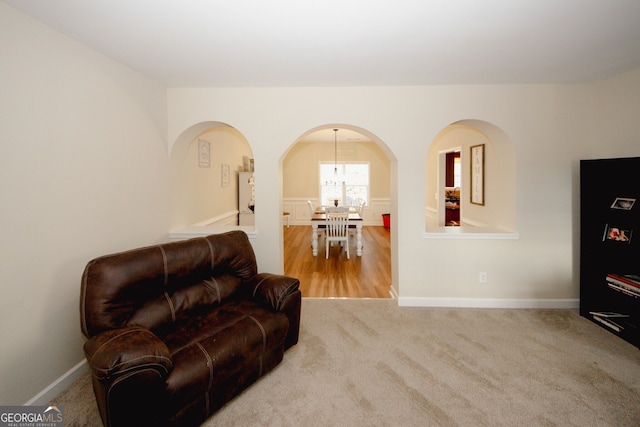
[
  {"left": 247, "top": 273, "right": 301, "bottom": 349},
  {"left": 84, "top": 325, "right": 173, "bottom": 380},
  {"left": 246, "top": 273, "right": 300, "bottom": 311},
  {"left": 83, "top": 326, "right": 173, "bottom": 426}
]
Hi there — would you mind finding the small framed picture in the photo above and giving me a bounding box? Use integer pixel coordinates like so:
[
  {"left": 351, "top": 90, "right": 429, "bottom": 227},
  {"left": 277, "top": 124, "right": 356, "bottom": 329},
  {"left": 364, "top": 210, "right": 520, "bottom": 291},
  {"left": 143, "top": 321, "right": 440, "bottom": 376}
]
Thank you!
[
  {"left": 198, "top": 139, "right": 210, "bottom": 168},
  {"left": 221, "top": 164, "right": 230, "bottom": 187},
  {"left": 470, "top": 144, "right": 484, "bottom": 205},
  {"left": 610, "top": 197, "right": 635, "bottom": 210},
  {"left": 603, "top": 224, "right": 632, "bottom": 243}
]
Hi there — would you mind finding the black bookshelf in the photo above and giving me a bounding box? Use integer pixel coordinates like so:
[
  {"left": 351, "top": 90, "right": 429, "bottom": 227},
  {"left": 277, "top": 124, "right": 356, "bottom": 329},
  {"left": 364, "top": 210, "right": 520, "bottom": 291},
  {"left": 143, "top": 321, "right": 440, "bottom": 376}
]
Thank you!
[{"left": 580, "top": 157, "right": 640, "bottom": 348}]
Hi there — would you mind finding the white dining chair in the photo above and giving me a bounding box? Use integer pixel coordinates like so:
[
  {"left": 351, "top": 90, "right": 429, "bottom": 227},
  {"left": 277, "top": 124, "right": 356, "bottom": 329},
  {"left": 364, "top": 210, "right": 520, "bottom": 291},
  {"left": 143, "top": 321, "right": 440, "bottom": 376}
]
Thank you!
[
  {"left": 325, "top": 211, "right": 350, "bottom": 259},
  {"left": 357, "top": 200, "right": 366, "bottom": 216}
]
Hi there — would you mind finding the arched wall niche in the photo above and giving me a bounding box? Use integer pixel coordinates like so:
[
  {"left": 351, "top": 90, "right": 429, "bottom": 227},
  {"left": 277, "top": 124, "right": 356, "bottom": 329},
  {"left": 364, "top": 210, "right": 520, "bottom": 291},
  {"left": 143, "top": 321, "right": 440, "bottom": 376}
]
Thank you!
[
  {"left": 425, "top": 119, "right": 516, "bottom": 234},
  {"left": 169, "top": 121, "right": 254, "bottom": 229}
]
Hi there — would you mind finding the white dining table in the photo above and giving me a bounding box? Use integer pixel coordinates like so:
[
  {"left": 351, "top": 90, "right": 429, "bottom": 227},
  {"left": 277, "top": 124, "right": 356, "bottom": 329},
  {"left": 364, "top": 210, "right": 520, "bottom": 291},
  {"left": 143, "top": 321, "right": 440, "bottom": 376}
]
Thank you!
[{"left": 311, "top": 212, "right": 363, "bottom": 256}]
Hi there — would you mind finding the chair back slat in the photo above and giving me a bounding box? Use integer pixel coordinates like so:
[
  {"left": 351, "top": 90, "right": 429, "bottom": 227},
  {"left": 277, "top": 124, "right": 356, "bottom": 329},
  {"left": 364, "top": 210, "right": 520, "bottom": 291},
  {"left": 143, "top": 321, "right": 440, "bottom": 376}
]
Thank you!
[
  {"left": 326, "top": 212, "right": 349, "bottom": 237},
  {"left": 325, "top": 211, "right": 350, "bottom": 259}
]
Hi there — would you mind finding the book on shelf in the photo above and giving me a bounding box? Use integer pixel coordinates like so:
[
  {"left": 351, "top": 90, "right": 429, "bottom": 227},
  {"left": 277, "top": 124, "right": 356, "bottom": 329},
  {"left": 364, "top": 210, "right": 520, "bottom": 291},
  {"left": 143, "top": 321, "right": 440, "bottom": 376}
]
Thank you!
[
  {"left": 606, "top": 273, "right": 640, "bottom": 298},
  {"left": 588, "top": 311, "right": 630, "bottom": 318},
  {"left": 606, "top": 281, "right": 640, "bottom": 298},
  {"left": 589, "top": 311, "right": 637, "bottom": 333},
  {"left": 606, "top": 273, "right": 640, "bottom": 289},
  {"left": 591, "top": 314, "right": 624, "bottom": 332}
]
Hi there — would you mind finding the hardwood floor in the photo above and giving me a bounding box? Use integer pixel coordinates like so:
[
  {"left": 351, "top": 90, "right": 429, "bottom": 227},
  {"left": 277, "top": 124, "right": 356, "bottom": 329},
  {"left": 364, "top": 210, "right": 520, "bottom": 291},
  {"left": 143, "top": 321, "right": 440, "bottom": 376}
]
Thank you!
[{"left": 283, "top": 225, "right": 392, "bottom": 298}]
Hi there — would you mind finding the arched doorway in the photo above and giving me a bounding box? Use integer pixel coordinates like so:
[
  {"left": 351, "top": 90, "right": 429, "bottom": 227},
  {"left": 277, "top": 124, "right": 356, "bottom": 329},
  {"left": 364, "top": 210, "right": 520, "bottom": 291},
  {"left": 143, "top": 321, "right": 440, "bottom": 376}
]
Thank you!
[{"left": 281, "top": 124, "right": 396, "bottom": 298}]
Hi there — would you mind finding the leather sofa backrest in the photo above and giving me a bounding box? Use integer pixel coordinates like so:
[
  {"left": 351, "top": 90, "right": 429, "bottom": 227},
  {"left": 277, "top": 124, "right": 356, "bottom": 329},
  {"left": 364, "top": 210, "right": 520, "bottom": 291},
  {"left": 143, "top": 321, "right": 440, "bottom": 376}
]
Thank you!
[{"left": 81, "top": 231, "right": 258, "bottom": 338}]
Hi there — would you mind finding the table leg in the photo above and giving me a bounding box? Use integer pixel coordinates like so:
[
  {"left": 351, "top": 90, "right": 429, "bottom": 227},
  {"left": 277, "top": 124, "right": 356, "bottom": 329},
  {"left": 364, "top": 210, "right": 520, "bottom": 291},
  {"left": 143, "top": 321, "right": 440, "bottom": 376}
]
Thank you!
[
  {"left": 312, "top": 223, "right": 319, "bottom": 256},
  {"left": 356, "top": 223, "right": 363, "bottom": 256}
]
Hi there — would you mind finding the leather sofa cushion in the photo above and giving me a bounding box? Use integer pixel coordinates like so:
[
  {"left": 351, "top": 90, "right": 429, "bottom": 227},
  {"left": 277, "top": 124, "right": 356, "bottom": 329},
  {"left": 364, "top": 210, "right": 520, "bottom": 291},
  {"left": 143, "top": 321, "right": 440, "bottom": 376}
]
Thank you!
[
  {"left": 127, "top": 273, "right": 243, "bottom": 335},
  {"left": 161, "top": 300, "right": 289, "bottom": 414}
]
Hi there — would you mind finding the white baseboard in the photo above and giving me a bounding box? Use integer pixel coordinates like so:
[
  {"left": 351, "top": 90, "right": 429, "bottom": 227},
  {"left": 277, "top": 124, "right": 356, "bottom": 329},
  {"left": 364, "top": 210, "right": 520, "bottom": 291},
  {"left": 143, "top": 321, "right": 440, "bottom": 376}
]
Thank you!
[
  {"left": 25, "top": 359, "right": 88, "bottom": 406},
  {"left": 397, "top": 297, "right": 579, "bottom": 309},
  {"left": 389, "top": 287, "right": 399, "bottom": 300}
]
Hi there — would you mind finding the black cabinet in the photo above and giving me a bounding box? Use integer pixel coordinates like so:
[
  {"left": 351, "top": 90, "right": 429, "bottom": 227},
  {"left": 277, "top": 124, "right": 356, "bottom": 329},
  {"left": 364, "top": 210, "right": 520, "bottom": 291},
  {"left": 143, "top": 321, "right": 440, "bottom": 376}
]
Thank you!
[{"left": 580, "top": 157, "right": 640, "bottom": 348}]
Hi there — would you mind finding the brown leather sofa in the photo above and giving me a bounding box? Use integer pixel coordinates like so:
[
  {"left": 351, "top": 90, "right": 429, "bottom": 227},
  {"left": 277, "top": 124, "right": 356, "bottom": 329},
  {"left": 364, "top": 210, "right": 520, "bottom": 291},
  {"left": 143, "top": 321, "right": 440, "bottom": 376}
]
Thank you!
[{"left": 80, "top": 231, "right": 301, "bottom": 426}]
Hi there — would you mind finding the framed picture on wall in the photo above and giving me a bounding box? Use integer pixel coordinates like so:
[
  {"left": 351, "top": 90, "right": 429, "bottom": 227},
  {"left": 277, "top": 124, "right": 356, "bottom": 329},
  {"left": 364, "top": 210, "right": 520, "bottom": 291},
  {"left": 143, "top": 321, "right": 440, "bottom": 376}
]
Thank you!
[
  {"left": 198, "top": 139, "right": 210, "bottom": 168},
  {"left": 221, "top": 164, "right": 230, "bottom": 187},
  {"left": 470, "top": 144, "right": 484, "bottom": 205}
]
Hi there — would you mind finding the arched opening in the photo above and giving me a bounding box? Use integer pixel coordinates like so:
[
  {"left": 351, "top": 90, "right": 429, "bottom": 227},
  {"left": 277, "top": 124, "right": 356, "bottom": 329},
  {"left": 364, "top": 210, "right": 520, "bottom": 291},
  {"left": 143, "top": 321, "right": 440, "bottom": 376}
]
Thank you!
[
  {"left": 281, "top": 124, "right": 396, "bottom": 298},
  {"left": 169, "top": 121, "right": 254, "bottom": 231},
  {"left": 426, "top": 120, "right": 517, "bottom": 234}
]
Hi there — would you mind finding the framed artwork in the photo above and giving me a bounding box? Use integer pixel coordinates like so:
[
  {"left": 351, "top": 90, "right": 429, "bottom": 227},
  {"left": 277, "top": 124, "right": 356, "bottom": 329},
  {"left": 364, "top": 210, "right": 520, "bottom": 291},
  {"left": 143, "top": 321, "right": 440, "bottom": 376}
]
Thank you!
[
  {"left": 610, "top": 197, "right": 635, "bottom": 210},
  {"left": 602, "top": 224, "right": 632, "bottom": 243},
  {"left": 198, "top": 139, "right": 210, "bottom": 168},
  {"left": 221, "top": 164, "right": 230, "bottom": 187},
  {"left": 470, "top": 144, "right": 484, "bottom": 205}
]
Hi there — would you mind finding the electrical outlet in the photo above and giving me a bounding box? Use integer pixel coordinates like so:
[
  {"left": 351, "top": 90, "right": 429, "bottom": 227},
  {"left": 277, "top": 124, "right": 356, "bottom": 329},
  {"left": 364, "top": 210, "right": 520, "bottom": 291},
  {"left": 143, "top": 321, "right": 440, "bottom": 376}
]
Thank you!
[{"left": 479, "top": 272, "right": 488, "bottom": 283}]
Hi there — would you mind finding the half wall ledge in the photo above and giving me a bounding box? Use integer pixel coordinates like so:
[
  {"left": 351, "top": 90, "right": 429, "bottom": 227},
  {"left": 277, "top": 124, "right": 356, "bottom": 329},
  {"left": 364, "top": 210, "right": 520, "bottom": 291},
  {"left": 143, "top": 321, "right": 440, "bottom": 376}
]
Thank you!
[
  {"left": 169, "top": 225, "right": 258, "bottom": 241},
  {"left": 423, "top": 227, "right": 519, "bottom": 240}
]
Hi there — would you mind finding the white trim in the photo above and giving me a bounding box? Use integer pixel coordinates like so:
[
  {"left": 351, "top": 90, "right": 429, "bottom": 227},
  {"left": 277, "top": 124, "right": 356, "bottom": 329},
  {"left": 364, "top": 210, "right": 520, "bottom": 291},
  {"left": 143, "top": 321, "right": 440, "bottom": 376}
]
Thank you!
[
  {"left": 389, "top": 286, "right": 399, "bottom": 300},
  {"left": 25, "top": 359, "right": 88, "bottom": 405},
  {"left": 398, "top": 297, "right": 579, "bottom": 309},
  {"left": 423, "top": 228, "right": 520, "bottom": 240},
  {"left": 168, "top": 225, "right": 257, "bottom": 241},
  {"left": 459, "top": 217, "right": 490, "bottom": 228},
  {"left": 192, "top": 210, "right": 239, "bottom": 226},
  {"left": 169, "top": 211, "right": 259, "bottom": 241}
]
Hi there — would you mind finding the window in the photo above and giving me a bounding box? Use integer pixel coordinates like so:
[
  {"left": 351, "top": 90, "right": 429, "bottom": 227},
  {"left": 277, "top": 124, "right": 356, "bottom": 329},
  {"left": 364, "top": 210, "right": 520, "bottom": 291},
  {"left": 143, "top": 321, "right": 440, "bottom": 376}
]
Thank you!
[{"left": 320, "top": 162, "right": 369, "bottom": 207}]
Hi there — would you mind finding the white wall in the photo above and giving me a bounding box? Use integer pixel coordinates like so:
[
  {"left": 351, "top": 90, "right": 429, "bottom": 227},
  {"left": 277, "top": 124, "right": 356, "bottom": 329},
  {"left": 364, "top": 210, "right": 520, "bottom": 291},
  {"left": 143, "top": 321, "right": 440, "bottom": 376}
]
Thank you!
[
  {"left": 167, "top": 84, "right": 601, "bottom": 305},
  {"left": 0, "top": 4, "right": 170, "bottom": 405},
  {"left": 592, "top": 69, "right": 640, "bottom": 158}
]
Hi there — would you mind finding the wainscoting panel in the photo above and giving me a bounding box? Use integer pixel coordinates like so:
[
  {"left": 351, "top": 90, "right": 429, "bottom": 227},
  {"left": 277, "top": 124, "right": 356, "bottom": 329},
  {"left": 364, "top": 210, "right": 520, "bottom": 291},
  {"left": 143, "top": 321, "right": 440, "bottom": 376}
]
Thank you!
[{"left": 283, "top": 198, "right": 390, "bottom": 226}]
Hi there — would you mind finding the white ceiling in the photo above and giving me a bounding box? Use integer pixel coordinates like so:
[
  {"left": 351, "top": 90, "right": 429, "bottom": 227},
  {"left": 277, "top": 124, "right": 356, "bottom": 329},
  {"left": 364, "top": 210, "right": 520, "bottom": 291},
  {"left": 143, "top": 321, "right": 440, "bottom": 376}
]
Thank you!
[{"left": 4, "top": 0, "right": 640, "bottom": 87}]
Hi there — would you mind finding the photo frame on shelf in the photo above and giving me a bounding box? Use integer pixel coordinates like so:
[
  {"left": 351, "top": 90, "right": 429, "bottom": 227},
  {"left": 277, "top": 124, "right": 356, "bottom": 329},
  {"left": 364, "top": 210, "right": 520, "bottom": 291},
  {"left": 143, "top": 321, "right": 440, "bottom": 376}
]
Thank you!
[
  {"left": 470, "top": 144, "right": 484, "bottom": 205},
  {"left": 610, "top": 197, "right": 636, "bottom": 210},
  {"left": 602, "top": 224, "right": 632, "bottom": 243},
  {"left": 221, "top": 164, "right": 230, "bottom": 187},
  {"left": 198, "top": 139, "right": 210, "bottom": 168}
]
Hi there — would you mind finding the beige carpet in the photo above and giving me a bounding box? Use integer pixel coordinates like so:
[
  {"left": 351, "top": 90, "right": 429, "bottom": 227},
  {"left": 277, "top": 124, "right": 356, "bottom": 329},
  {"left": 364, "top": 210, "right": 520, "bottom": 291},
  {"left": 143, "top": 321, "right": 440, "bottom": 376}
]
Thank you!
[{"left": 53, "top": 299, "right": 640, "bottom": 426}]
